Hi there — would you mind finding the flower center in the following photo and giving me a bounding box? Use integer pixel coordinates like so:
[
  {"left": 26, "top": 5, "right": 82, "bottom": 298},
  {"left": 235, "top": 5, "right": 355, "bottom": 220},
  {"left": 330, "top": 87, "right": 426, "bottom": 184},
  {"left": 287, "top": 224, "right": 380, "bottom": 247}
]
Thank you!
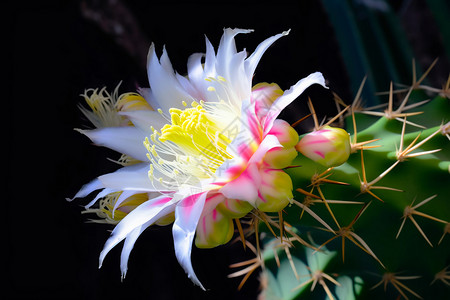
[{"left": 144, "top": 100, "right": 237, "bottom": 188}]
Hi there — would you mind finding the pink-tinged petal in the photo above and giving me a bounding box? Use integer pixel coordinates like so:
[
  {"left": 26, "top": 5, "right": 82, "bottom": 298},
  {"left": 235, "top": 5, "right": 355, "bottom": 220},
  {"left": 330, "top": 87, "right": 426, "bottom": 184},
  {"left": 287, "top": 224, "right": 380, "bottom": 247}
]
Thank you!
[
  {"left": 256, "top": 169, "right": 293, "bottom": 212},
  {"left": 249, "top": 134, "right": 282, "bottom": 164},
  {"left": 296, "top": 126, "right": 351, "bottom": 167},
  {"left": 220, "top": 163, "right": 260, "bottom": 204},
  {"left": 217, "top": 198, "right": 253, "bottom": 219},
  {"left": 267, "top": 119, "right": 299, "bottom": 147},
  {"left": 264, "top": 147, "right": 298, "bottom": 169},
  {"left": 245, "top": 30, "right": 290, "bottom": 80},
  {"left": 263, "top": 72, "right": 327, "bottom": 135},
  {"left": 172, "top": 192, "right": 207, "bottom": 290},
  {"left": 99, "top": 196, "right": 175, "bottom": 268},
  {"left": 147, "top": 44, "right": 192, "bottom": 112},
  {"left": 195, "top": 208, "right": 234, "bottom": 249},
  {"left": 77, "top": 126, "right": 149, "bottom": 161},
  {"left": 201, "top": 193, "right": 226, "bottom": 217},
  {"left": 251, "top": 82, "right": 284, "bottom": 122}
]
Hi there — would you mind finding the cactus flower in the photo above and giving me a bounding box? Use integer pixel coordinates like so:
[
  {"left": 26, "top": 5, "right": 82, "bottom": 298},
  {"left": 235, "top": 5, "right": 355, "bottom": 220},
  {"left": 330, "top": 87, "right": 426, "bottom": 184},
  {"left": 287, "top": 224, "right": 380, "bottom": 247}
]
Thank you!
[
  {"left": 70, "top": 28, "right": 326, "bottom": 289},
  {"left": 296, "top": 126, "right": 351, "bottom": 167}
]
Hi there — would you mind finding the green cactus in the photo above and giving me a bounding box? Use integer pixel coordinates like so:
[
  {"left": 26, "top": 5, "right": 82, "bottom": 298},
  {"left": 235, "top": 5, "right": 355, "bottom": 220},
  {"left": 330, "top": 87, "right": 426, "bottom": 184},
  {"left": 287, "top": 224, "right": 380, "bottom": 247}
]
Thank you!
[{"left": 230, "top": 68, "right": 450, "bottom": 299}]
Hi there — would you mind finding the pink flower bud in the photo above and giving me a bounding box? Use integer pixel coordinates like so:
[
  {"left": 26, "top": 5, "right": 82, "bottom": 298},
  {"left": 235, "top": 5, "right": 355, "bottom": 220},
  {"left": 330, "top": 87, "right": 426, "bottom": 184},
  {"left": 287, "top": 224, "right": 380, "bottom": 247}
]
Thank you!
[{"left": 296, "top": 126, "right": 351, "bottom": 167}]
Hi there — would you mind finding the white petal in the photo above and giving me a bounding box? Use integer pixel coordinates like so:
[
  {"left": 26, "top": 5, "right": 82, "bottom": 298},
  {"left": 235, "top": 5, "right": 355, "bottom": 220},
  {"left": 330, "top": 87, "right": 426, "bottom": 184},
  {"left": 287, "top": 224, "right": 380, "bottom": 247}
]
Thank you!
[
  {"left": 120, "top": 224, "right": 147, "bottom": 280},
  {"left": 245, "top": 30, "right": 290, "bottom": 79},
  {"left": 176, "top": 72, "right": 201, "bottom": 100},
  {"left": 98, "top": 163, "right": 169, "bottom": 192},
  {"left": 120, "top": 225, "right": 144, "bottom": 280},
  {"left": 118, "top": 110, "right": 166, "bottom": 132},
  {"left": 263, "top": 72, "right": 327, "bottom": 135},
  {"left": 78, "top": 126, "right": 148, "bottom": 161},
  {"left": 228, "top": 50, "right": 250, "bottom": 105},
  {"left": 216, "top": 28, "right": 253, "bottom": 80},
  {"left": 67, "top": 178, "right": 102, "bottom": 201},
  {"left": 204, "top": 36, "right": 216, "bottom": 77},
  {"left": 172, "top": 192, "right": 207, "bottom": 290},
  {"left": 187, "top": 52, "right": 204, "bottom": 83},
  {"left": 85, "top": 188, "right": 115, "bottom": 209},
  {"left": 111, "top": 190, "right": 139, "bottom": 218},
  {"left": 147, "top": 44, "right": 193, "bottom": 112},
  {"left": 99, "top": 196, "right": 175, "bottom": 268},
  {"left": 137, "top": 87, "right": 160, "bottom": 111}
]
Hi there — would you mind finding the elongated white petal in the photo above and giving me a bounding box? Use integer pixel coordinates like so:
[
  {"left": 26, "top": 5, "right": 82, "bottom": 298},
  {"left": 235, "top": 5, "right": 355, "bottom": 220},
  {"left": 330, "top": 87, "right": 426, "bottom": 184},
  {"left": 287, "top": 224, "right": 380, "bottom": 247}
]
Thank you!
[
  {"left": 111, "top": 190, "right": 139, "bottom": 218},
  {"left": 172, "top": 192, "right": 207, "bottom": 290},
  {"left": 120, "top": 224, "right": 147, "bottom": 280},
  {"left": 99, "top": 196, "right": 175, "bottom": 268},
  {"left": 118, "top": 110, "right": 166, "bottom": 132},
  {"left": 187, "top": 52, "right": 204, "bottom": 85},
  {"left": 245, "top": 30, "right": 290, "bottom": 80},
  {"left": 67, "top": 178, "right": 102, "bottom": 201},
  {"left": 204, "top": 36, "right": 216, "bottom": 77},
  {"left": 216, "top": 28, "right": 253, "bottom": 80},
  {"left": 85, "top": 188, "right": 115, "bottom": 209},
  {"left": 137, "top": 87, "right": 160, "bottom": 112},
  {"left": 147, "top": 44, "right": 193, "bottom": 112},
  {"left": 98, "top": 163, "right": 169, "bottom": 192},
  {"left": 263, "top": 72, "right": 327, "bottom": 134},
  {"left": 78, "top": 126, "right": 148, "bottom": 161},
  {"left": 120, "top": 225, "right": 145, "bottom": 280}
]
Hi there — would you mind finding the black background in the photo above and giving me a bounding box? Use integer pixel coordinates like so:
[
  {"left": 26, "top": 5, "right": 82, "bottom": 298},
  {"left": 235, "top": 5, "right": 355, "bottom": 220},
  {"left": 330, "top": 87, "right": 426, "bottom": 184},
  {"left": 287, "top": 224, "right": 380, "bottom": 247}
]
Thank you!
[{"left": 8, "top": 0, "right": 448, "bottom": 299}]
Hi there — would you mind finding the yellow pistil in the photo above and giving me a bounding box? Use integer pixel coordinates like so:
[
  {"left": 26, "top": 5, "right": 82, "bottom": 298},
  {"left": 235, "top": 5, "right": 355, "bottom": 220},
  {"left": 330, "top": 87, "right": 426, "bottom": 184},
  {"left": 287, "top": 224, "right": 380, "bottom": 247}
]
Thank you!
[{"left": 144, "top": 98, "right": 237, "bottom": 188}]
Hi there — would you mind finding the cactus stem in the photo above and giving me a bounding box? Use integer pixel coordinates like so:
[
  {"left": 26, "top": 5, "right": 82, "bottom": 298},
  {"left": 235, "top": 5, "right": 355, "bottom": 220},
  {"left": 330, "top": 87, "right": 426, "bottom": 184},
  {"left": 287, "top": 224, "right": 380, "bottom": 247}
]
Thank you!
[
  {"left": 397, "top": 195, "right": 448, "bottom": 247},
  {"left": 371, "top": 272, "right": 423, "bottom": 300}
]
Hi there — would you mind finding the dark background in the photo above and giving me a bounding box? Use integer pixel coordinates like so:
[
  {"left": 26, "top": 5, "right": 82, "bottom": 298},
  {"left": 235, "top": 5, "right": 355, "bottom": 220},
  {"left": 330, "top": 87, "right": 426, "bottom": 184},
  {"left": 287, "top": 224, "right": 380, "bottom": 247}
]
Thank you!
[{"left": 8, "top": 0, "right": 448, "bottom": 299}]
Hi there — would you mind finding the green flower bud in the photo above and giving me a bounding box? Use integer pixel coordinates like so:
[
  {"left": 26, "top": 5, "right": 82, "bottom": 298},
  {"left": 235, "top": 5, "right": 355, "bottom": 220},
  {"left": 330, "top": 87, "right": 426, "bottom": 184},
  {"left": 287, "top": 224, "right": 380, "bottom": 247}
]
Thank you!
[{"left": 296, "top": 126, "right": 351, "bottom": 167}]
